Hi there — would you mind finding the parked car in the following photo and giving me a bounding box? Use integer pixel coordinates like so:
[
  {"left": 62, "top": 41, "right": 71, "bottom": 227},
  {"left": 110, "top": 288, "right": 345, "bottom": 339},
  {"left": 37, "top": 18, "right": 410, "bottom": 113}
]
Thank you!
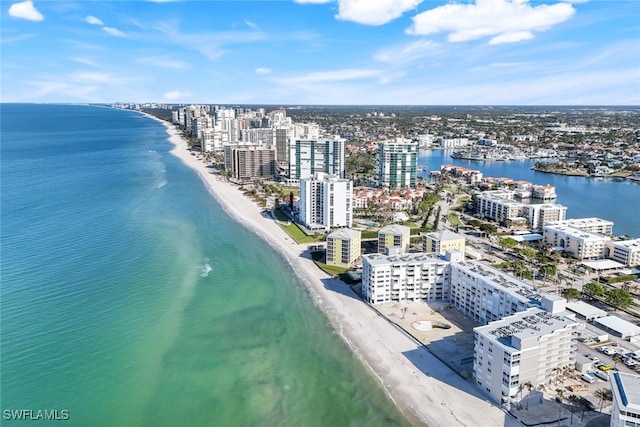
[
  {"left": 598, "top": 363, "right": 612, "bottom": 371},
  {"left": 581, "top": 373, "right": 595, "bottom": 384}
]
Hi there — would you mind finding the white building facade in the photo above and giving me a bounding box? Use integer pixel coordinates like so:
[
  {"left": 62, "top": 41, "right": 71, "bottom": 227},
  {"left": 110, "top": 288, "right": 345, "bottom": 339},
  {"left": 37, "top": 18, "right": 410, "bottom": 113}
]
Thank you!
[
  {"left": 361, "top": 253, "right": 451, "bottom": 304},
  {"left": 474, "top": 308, "right": 577, "bottom": 406},
  {"left": 299, "top": 173, "right": 352, "bottom": 230}
]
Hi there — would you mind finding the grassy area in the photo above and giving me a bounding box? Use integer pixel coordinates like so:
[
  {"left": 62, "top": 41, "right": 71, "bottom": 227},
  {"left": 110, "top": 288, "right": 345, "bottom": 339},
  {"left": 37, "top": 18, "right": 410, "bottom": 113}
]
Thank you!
[
  {"left": 410, "top": 227, "right": 431, "bottom": 235},
  {"left": 273, "top": 208, "right": 325, "bottom": 244},
  {"left": 311, "top": 252, "right": 349, "bottom": 277},
  {"left": 361, "top": 230, "right": 378, "bottom": 239},
  {"left": 447, "top": 214, "right": 462, "bottom": 226}
]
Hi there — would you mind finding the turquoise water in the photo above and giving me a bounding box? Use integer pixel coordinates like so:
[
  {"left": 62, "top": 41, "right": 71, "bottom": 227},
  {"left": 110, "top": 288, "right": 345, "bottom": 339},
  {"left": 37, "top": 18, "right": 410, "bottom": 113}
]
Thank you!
[{"left": 1, "top": 104, "right": 410, "bottom": 427}]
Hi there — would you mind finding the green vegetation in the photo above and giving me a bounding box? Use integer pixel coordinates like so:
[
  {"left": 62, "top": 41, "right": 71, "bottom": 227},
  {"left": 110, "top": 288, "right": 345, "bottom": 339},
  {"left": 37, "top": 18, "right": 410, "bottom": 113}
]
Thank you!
[
  {"left": 499, "top": 237, "right": 519, "bottom": 249},
  {"left": 311, "top": 252, "right": 349, "bottom": 277},
  {"left": 410, "top": 227, "right": 432, "bottom": 235},
  {"left": 361, "top": 230, "right": 378, "bottom": 239},
  {"left": 447, "top": 214, "right": 462, "bottom": 226},
  {"left": 274, "top": 208, "right": 325, "bottom": 244},
  {"left": 583, "top": 282, "right": 606, "bottom": 298},
  {"left": 605, "top": 288, "right": 634, "bottom": 309},
  {"left": 604, "top": 274, "right": 638, "bottom": 284},
  {"left": 562, "top": 288, "right": 581, "bottom": 301}
]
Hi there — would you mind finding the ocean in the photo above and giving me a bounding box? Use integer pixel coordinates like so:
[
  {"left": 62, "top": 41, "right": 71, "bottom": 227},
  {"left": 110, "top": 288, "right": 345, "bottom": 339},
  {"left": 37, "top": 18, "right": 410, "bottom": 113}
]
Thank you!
[{"left": 0, "top": 104, "right": 410, "bottom": 427}]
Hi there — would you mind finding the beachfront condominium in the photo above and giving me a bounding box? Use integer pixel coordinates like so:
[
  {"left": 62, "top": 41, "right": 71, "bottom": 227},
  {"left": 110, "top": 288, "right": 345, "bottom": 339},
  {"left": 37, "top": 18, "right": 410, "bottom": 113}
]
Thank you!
[
  {"left": 543, "top": 223, "right": 611, "bottom": 260},
  {"left": 449, "top": 261, "right": 543, "bottom": 325},
  {"left": 422, "top": 230, "right": 466, "bottom": 256},
  {"left": 326, "top": 228, "right": 361, "bottom": 268},
  {"left": 477, "top": 190, "right": 566, "bottom": 229},
  {"left": 289, "top": 138, "right": 345, "bottom": 180},
  {"left": 361, "top": 252, "right": 452, "bottom": 304},
  {"left": 609, "top": 371, "right": 640, "bottom": 427},
  {"left": 299, "top": 173, "right": 353, "bottom": 230},
  {"left": 473, "top": 308, "right": 577, "bottom": 407},
  {"left": 223, "top": 144, "right": 276, "bottom": 180},
  {"left": 378, "top": 224, "right": 411, "bottom": 254},
  {"left": 376, "top": 138, "right": 418, "bottom": 189}
]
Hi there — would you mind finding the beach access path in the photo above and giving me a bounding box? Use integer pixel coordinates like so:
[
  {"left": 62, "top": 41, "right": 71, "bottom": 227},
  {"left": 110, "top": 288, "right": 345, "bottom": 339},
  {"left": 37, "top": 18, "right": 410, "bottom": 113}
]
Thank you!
[{"left": 154, "top": 116, "right": 520, "bottom": 427}]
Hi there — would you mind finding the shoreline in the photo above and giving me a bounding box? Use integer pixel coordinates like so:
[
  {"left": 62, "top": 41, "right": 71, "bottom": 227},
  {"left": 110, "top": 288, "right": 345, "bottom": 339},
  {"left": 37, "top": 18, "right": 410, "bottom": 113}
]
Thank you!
[{"left": 145, "top": 113, "right": 517, "bottom": 427}]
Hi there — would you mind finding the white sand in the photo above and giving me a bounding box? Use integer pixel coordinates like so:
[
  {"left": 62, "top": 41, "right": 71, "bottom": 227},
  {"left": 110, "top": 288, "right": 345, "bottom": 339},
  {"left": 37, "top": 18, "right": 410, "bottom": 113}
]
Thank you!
[{"left": 149, "top": 115, "right": 518, "bottom": 427}]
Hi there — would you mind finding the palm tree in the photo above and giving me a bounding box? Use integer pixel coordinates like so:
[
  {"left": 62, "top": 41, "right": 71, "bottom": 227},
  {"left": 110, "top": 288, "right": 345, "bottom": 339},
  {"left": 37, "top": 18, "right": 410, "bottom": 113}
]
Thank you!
[
  {"left": 556, "top": 388, "right": 565, "bottom": 426},
  {"left": 567, "top": 394, "right": 579, "bottom": 424},
  {"left": 596, "top": 388, "right": 612, "bottom": 412}
]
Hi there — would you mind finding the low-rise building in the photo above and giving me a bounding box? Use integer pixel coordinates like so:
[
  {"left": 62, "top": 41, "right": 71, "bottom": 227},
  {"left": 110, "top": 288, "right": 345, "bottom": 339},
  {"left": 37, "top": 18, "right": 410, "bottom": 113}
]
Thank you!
[
  {"left": 543, "top": 224, "right": 611, "bottom": 260},
  {"left": 422, "top": 230, "right": 466, "bottom": 255},
  {"left": 545, "top": 217, "right": 614, "bottom": 235},
  {"left": 326, "top": 228, "right": 361, "bottom": 268},
  {"left": 606, "top": 239, "right": 640, "bottom": 267},
  {"left": 473, "top": 308, "right": 578, "bottom": 407},
  {"left": 378, "top": 224, "right": 411, "bottom": 254},
  {"left": 361, "top": 252, "right": 450, "bottom": 304}
]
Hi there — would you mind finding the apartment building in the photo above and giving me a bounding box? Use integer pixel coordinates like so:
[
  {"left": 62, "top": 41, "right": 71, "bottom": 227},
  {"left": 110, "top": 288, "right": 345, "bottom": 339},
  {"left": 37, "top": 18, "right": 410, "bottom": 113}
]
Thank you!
[
  {"left": 610, "top": 371, "right": 640, "bottom": 427},
  {"left": 378, "top": 224, "right": 411, "bottom": 254},
  {"left": 606, "top": 239, "right": 640, "bottom": 267},
  {"left": 543, "top": 224, "right": 611, "bottom": 260},
  {"left": 473, "top": 308, "right": 578, "bottom": 406},
  {"left": 422, "top": 230, "right": 466, "bottom": 255},
  {"left": 223, "top": 144, "right": 276, "bottom": 180},
  {"left": 545, "top": 217, "right": 614, "bottom": 235},
  {"left": 449, "top": 261, "right": 542, "bottom": 325},
  {"left": 361, "top": 252, "right": 451, "bottom": 304},
  {"left": 326, "top": 228, "right": 361, "bottom": 268},
  {"left": 299, "top": 173, "right": 352, "bottom": 230},
  {"left": 477, "top": 191, "right": 566, "bottom": 228},
  {"left": 376, "top": 139, "right": 418, "bottom": 189},
  {"left": 289, "top": 138, "right": 345, "bottom": 180}
]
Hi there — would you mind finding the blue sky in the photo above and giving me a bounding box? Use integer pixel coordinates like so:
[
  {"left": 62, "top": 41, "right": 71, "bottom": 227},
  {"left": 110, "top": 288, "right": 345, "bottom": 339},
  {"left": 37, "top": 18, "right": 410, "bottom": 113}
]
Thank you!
[{"left": 2, "top": 0, "right": 639, "bottom": 105}]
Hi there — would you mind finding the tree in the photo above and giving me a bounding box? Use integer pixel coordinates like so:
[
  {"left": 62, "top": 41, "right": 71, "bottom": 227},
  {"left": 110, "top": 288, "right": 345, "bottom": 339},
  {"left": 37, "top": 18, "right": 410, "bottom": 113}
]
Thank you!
[
  {"left": 289, "top": 191, "right": 294, "bottom": 211},
  {"left": 499, "top": 237, "right": 518, "bottom": 249},
  {"left": 524, "top": 381, "right": 533, "bottom": 410},
  {"left": 582, "top": 282, "right": 605, "bottom": 298},
  {"left": 605, "top": 288, "right": 633, "bottom": 309},
  {"left": 562, "top": 288, "right": 581, "bottom": 301}
]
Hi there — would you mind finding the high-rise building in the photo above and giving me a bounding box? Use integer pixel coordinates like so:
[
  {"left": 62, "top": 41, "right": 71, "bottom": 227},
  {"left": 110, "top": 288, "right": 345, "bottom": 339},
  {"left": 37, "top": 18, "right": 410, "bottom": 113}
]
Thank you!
[
  {"left": 376, "top": 139, "right": 418, "bottom": 189},
  {"left": 289, "top": 138, "right": 345, "bottom": 180},
  {"left": 299, "top": 173, "right": 352, "bottom": 230},
  {"left": 473, "top": 308, "right": 577, "bottom": 407},
  {"left": 223, "top": 144, "right": 276, "bottom": 180},
  {"left": 610, "top": 371, "right": 640, "bottom": 427}
]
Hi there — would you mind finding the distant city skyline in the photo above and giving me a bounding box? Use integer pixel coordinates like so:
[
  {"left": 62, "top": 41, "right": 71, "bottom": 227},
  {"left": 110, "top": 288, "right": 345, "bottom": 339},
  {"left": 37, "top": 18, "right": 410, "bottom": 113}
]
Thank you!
[{"left": 2, "top": 0, "right": 639, "bottom": 105}]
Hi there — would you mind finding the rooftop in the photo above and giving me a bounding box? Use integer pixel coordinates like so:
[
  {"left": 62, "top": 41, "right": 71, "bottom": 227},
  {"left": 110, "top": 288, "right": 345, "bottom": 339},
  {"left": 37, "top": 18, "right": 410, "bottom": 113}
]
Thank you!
[
  {"left": 379, "top": 224, "right": 411, "bottom": 235},
  {"left": 363, "top": 252, "right": 447, "bottom": 267},
  {"left": 610, "top": 371, "right": 640, "bottom": 413}
]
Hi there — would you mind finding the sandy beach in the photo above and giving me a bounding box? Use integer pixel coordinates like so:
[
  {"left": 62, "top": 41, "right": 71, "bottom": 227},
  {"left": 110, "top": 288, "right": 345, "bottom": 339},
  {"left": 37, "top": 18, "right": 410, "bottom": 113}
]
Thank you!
[{"left": 151, "top": 115, "right": 518, "bottom": 427}]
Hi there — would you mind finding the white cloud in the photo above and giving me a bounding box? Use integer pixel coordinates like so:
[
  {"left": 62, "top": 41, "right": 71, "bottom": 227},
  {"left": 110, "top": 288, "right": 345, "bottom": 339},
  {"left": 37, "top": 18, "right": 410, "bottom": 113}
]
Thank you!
[
  {"left": 276, "top": 68, "right": 381, "bottom": 87},
  {"left": 136, "top": 56, "right": 188, "bottom": 69},
  {"left": 255, "top": 67, "right": 272, "bottom": 75},
  {"left": 244, "top": 19, "right": 258, "bottom": 30},
  {"left": 374, "top": 39, "right": 441, "bottom": 64},
  {"left": 102, "top": 27, "right": 125, "bottom": 37},
  {"left": 407, "top": 0, "right": 575, "bottom": 44},
  {"left": 164, "top": 90, "right": 190, "bottom": 100},
  {"left": 85, "top": 16, "right": 104, "bottom": 26},
  {"left": 70, "top": 57, "right": 100, "bottom": 67},
  {"left": 336, "top": 0, "right": 423, "bottom": 26},
  {"left": 8, "top": 0, "right": 44, "bottom": 22}
]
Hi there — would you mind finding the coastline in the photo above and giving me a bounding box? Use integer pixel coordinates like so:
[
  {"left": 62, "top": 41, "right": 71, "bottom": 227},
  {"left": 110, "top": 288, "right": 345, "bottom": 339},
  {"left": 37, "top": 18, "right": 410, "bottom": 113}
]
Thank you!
[{"left": 148, "top": 114, "right": 517, "bottom": 427}]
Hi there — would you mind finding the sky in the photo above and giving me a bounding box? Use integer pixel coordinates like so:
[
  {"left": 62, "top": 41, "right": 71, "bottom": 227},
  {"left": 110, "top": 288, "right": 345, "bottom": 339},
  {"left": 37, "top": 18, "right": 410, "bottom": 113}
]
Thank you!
[{"left": 2, "top": 0, "right": 639, "bottom": 105}]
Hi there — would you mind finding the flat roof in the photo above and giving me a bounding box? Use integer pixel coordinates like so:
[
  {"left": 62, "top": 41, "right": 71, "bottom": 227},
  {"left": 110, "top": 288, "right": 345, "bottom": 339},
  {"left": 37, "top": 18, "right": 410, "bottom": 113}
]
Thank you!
[
  {"left": 594, "top": 316, "right": 640, "bottom": 338},
  {"left": 511, "top": 233, "right": 543, "bottom": 242},
  {"left": 610, "top": 371, "right": 640, "bottom": 413},
  {"left": 581, "top": 259, "right": 626, "bottom": 271},
  {"left": 363, "top": 252, "right": 447, "bottom": 267},
  {"left": 565, "top": 300, "right": 607, "bottom": 319}
]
